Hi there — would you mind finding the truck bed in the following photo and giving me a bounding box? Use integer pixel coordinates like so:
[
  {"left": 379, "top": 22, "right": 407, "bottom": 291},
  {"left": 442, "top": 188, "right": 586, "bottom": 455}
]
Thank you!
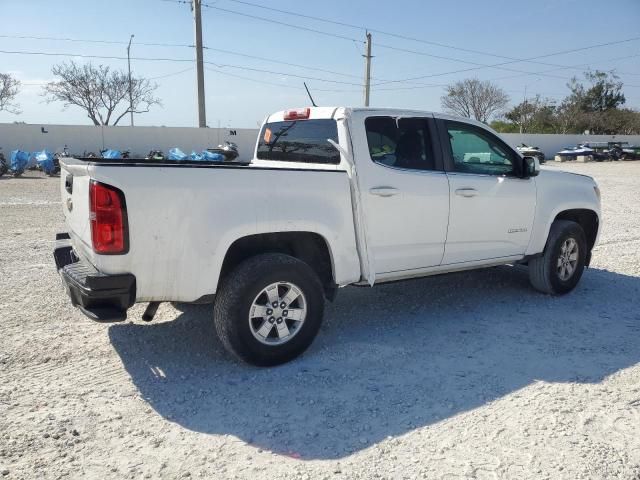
[{"left": 60, "top": 158, "right": 362, "bottom": 303}]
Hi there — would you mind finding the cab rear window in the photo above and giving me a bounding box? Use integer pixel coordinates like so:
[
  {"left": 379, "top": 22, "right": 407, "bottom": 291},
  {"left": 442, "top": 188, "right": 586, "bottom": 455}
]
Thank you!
[{"left": 257, "top": 119, "right": 340, "bottom": 164}]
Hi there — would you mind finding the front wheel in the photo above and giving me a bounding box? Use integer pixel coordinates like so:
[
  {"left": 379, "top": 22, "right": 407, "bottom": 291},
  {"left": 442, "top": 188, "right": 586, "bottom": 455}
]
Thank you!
[
  {"left": 213, "top": 253, "right": 325, "bottom": 366},
  {"left": 528, "top": 220, "right": 587, "bottom": 295}
]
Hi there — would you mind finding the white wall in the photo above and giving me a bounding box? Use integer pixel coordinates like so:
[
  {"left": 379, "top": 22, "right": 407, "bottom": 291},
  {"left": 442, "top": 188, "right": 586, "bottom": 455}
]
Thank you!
[
  {"left": 0, "top": 123, "right": 260, "bottom": 161},
  {"left": 2, "top": 123, "right": 639, "bottom": 162}
]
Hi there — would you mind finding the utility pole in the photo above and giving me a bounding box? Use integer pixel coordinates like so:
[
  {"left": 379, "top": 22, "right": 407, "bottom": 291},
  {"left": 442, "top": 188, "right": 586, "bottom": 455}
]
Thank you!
[
  {"left": 363, "top": 32, "right": 372, "bottom": 107},
  {"left": 193, "top": 0, "right": 207, "bottom": 127},
  {"left": 127, "top": 34, "right": 135, "bottom": 127},
  {"left": 520, "top": 85, "right": 527, "bottom": 134}
]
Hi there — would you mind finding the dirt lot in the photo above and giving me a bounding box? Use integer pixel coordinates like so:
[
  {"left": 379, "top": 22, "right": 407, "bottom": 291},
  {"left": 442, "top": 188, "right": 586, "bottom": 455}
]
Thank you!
[{"left": 1, "top": 162, "right": 640, "bottom": 479}]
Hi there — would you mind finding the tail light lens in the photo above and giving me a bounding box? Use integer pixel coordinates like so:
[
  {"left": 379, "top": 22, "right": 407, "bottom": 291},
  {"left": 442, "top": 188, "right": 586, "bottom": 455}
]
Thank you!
[{"left": 89, "top": 180, "right": 129, "bottom": 254}]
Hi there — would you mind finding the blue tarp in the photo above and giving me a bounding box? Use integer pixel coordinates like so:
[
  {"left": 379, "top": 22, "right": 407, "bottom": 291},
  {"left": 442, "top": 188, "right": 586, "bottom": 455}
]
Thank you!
[
  {"left": 168, "top": 148, "right": 188, "bottom": 161},
  {"left": 201, "top": 150, "right": 225, "bottom": 162},
  {"left": 10, "top": 150, "right": 29, "bottom": 173},
  {"left": 168, "top": 148, "right": 224, "bottom": 161},
  {"left": 101, "top": 149, "right": 122, "bottom": 159},
  {"left": 34, "top": 150, "right": 55, "bottom": 174}
]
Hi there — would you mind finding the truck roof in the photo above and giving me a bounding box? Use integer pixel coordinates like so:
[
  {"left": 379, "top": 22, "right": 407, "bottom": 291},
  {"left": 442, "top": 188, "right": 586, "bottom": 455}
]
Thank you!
[
  {"left": 265, "top": 106, "right": 438, "bottom": 123},
  {"left": 264, "top": 106, "right": 491, "bottom": 132}
]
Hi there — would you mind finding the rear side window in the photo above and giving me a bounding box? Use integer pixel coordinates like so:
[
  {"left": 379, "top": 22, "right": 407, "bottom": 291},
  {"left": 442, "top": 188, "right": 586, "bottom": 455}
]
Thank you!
[
  {"left": 365, "top": 116, "right": 436, "bottom": 171},
  {"left": 257, "top": 119, "right": 340, "bottom": 164}
]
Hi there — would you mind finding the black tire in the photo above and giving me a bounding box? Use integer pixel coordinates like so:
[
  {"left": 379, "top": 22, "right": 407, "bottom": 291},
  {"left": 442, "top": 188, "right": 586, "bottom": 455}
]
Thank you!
[
  {"left": 528, "top": 220, "right": 587, "bottom": 295},
  {"left": 213, "top": 253, "right": 325, "bottom": 366}
]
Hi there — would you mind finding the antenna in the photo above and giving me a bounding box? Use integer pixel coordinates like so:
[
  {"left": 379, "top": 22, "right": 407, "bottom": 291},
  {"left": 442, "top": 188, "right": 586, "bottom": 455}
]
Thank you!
[{"left": 304, "top": 82, "right": 318, "bottom": 107}]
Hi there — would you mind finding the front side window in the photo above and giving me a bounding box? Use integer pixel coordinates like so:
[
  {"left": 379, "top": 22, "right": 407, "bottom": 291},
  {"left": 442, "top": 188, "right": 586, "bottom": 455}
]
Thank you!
[
  {"left": 365, "top": 117, "right": 436, "bottom": 171},
  {"left": 257, "top": 119, "right": 340, "bottom": 164},
  {"left": 446, "top": 122, "right": 518, "bottom": 176}
]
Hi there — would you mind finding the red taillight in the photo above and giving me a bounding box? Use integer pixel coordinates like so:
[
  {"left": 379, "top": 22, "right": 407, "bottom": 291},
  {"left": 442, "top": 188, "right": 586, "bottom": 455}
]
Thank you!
[
  {"left": 284, "top": 107, "right": 311, "bottom": 121},
  {"left": 89, "top": 180, "right": 128, "bottom": 254}
]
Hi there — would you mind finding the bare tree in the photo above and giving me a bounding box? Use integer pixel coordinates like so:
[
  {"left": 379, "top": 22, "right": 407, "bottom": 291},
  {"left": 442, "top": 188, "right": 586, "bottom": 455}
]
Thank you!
[
  {"left": 43, "top": 62, "right": 161, "bottom": 126},
  {"left": 0, "top": 73, "right": 21, "bottom": 114},
  {"left": 441, "top": 79, "right": 509, "bottom": 123}
]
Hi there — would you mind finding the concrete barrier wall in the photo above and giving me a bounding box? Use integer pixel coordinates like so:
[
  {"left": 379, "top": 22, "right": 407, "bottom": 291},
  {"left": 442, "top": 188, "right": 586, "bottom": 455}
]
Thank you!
[{"left": 2, "top": 123, "right": 640, "bottom": 162}]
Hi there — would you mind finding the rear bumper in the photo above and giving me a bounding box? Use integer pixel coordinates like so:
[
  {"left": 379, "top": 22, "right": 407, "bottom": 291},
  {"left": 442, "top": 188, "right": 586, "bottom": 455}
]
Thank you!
[{"left": 54, "top": 233, "right": 136, "bottom": 322}]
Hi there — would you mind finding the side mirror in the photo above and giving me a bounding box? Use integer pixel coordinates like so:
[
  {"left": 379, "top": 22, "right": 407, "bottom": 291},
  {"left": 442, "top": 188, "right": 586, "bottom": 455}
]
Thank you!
[{"left": 523, "top": 156, "right": 540, "bottom": 178}]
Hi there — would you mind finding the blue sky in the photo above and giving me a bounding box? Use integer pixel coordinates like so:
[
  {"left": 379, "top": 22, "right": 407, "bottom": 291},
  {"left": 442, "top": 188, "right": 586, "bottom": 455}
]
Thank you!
[{"left": 1, "top": 0, "right": 639, "bottom": 127}]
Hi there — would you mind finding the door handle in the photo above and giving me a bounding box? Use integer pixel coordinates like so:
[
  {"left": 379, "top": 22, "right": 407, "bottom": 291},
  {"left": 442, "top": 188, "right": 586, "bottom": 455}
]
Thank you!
[
  {"left": 370, "top": 187, "right": 399, "bottom": 197},
  {"left": 65, "top": 174, "right": 73, "bottom": 194},
  {"left": 455, "top": 188, "right": 478, "bottom": 198}
]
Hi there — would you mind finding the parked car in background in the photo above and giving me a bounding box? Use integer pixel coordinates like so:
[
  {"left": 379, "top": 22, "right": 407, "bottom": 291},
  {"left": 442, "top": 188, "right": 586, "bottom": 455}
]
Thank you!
[
  {"left": 621, "top": 144, "right": 640, "bottom": 160},
  {"left": 54, "top": 107, "right": 601, "bottom": 366}
]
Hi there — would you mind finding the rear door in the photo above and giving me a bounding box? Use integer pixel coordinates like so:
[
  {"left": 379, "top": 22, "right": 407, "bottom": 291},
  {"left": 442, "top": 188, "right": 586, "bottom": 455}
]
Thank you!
[
  {"left": 350, "top": 114, "right": 450, "bottom": 274},
  {"left": 438, "top": 119, "right": 536, "bottom": 264}
]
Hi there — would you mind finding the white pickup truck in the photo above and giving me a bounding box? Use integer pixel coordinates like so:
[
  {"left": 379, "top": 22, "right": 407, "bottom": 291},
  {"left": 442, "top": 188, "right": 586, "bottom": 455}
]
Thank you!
[{"left": 54, "top": 107, "right": 601, "bottom": 366}]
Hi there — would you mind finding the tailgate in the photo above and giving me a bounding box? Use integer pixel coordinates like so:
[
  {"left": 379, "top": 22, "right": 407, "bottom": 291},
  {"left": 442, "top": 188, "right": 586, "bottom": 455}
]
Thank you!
[{"left": 60, "top": 158, "right": 93, "bottom": 253}]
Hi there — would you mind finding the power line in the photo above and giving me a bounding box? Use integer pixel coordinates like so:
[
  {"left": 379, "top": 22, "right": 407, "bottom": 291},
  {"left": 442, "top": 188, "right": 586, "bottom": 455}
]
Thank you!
[
  {"left": 373, "top": 37, "right": 640, "bottom": 86},
  {"left": 0, "top": 49, "right": 195, "bottom": 63},
  {"left": 205, "top": 66, "right": 301, "bottom": 90},
  {"left": 0, "top": 34, "right": 194, "bottom": 49},
  {"left": 203, "top": 46, "right": 362, "bottom": 80},
  {"left": 488, "top": 53, "right": 640, "bottom": 83},
  {"left": 206, "top": 61, "right": 362, "bottom": 86},
  {"left": 163, "top": 0, "right": 363, "bottom": 43},
  {"left": 373, "top": 43, "right": 569, "bottom": 81},
  {"left": 188, "top": 1, "right": 640, "bottom": 83},
  {"left": 0, "top": 49, "right": 363, "bottom": 86},
  {"left": 8, "top": 29, "right": 635, "bottom": 85},
  {"left": 204, "top": 67, "right": 364, "bottom": 94},
  {"left": 0, "top": 31, "right": 368, "bottom": 81},
  {"left": 149, "top": 67, "right": 194, "bottom": 80},
  {"left": 160, "top": 0, "right": 640, "bottom": 88},
  {"left": 6, "top": 30, "right": 638, "bottom": 91},
  {"left": 215, "top": 0, "right": 640, "bottom": 74}
]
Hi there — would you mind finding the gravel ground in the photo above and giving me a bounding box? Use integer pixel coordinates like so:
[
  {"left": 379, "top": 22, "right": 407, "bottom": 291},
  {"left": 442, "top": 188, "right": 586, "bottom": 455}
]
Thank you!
[{"left": 1, "top": 162, "right": 640, "bottom": 480}]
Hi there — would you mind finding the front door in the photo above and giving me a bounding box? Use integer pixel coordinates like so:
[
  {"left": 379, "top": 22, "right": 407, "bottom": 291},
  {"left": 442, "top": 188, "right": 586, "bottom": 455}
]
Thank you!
[
  {"left": 440, "top": 120, "right": 536, "bottom": 264},
  {"left": 353, "top": 115, "right": 450, "bottom": 274}
]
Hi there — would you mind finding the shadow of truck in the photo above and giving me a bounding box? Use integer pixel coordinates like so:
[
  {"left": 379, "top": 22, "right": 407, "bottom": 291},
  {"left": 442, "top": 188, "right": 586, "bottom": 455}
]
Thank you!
[{"left": 109, "top": 265, "right": 640, "bottom": 460}]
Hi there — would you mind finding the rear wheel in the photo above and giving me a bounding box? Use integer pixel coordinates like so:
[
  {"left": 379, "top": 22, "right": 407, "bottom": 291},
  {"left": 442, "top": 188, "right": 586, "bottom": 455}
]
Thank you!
[
  {"left": 528, "top": 220, "right": 587, "bottom": 294},
  {"left": 213, "top": 253, "right": 325, "bottom": 366}
]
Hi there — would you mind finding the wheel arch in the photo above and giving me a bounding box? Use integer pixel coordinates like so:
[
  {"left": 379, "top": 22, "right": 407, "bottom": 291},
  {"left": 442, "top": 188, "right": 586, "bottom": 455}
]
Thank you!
[
  {"left": 219, "top": 231, "right": 338, "bottom": 300},
  {"left": 553, "top": 208, "right": 599, "bottom": 255}
]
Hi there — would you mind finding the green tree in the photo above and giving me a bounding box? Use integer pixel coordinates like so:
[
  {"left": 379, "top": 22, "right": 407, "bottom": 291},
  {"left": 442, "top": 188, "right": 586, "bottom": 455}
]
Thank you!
[
  {"left": 568, "top": 70, "right": 625, "bottom": 113},
  {"left": 503, "top": 96, "right": 557, "bottom": 133}
]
